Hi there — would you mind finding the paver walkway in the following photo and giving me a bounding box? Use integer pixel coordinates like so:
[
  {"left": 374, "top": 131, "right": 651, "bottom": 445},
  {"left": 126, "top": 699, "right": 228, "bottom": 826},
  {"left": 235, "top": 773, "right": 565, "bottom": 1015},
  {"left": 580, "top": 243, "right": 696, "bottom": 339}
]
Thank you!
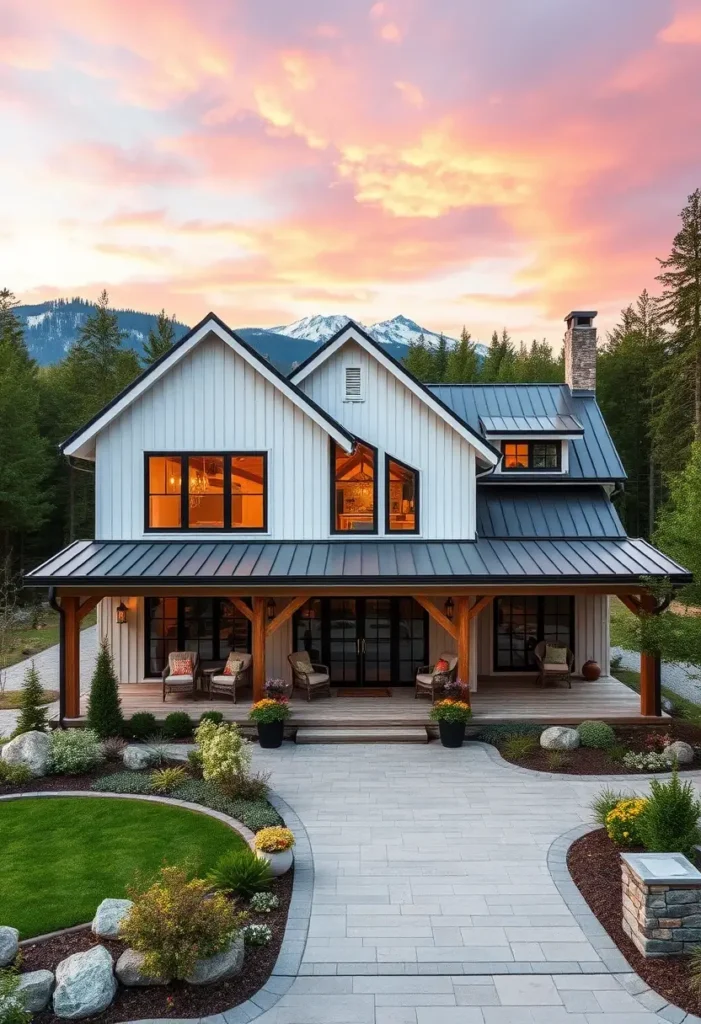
[{"left": 243, "top": 741, "right": 701, "bottom": 1023}]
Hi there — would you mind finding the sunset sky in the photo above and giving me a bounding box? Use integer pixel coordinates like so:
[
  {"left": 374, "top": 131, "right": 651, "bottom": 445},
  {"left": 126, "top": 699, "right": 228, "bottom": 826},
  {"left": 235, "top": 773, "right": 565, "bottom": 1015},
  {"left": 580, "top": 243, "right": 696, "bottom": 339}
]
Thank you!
[{"left": 1, "top": 0, "right": 700, "bottom": 345}]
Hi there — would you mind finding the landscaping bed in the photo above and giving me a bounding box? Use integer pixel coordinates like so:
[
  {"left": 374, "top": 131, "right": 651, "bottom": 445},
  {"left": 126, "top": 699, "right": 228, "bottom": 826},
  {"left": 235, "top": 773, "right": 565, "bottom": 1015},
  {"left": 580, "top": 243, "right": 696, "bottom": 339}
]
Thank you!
[{"left": 568, "top": 828, "right": 700, "bottom": 1015}]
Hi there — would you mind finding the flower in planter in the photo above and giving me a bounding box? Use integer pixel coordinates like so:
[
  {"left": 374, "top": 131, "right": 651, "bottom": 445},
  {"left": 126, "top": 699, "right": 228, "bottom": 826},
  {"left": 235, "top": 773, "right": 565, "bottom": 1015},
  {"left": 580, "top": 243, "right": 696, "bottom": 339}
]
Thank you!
[
  {"left": 249, "top": 699, "right": 290, "bottom": 724},
  {"left": 429, "top": 699, "right": 472, "bottom": 724},
  {"left": 254, "top": 826, "right": 295, "bottom": 853},
  {"left": 442, "top": 678, "right": 468, "bottom": 700},
  {"left": 264, "top": 678, "right": 289, "bottom": 699}
]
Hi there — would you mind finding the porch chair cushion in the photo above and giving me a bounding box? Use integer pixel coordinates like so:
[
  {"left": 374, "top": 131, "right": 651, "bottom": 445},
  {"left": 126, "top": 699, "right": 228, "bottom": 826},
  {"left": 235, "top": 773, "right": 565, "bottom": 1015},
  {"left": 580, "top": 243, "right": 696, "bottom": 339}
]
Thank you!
[
  {"left": 170, "top": 656, "right": 194, "bottom": 676},
  {"left": 544, "top": 645, "right": 568, "bottom": 665},
  {"left": 291, "top": 655, "right": 314, "bottom": 675},
  {"left": 167, "top": 675, "right": 195, "bottom": 684},
  {"left": 415, "top": 673, "right": 436, "bottom": 686},
  {"left": 305, "top": 672, "right": 330, "bottom": 686},
  {"left": 222, "top": 656, "right": 244, "bottom": 676}
]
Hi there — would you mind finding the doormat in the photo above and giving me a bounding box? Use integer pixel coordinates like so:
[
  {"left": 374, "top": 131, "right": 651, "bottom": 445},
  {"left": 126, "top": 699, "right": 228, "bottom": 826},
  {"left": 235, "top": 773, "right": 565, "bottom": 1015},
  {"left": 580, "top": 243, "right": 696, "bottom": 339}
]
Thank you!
[{"left": 336, "top": 688, "right": 392, "bottom": 698}]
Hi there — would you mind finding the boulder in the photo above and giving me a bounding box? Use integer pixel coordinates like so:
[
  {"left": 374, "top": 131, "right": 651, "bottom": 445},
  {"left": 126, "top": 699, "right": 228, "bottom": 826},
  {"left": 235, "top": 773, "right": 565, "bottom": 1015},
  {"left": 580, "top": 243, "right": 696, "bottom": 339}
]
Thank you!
[
  {"left": 661, "top": 696, "right": 675, "bottom": 714},
  {"left": 53, "top": 945, "right": 116, "bottom": 1019},
  {"left": 0, "top": 926, "right": 19, "bottom": 967},
  {"left": 92, "top": 898, "right": 133, "bottom": 939},
  {"left": 115, "top": 949, "right": 169, "bottom": 987},
  {"left": 122, "top": 745, "right": 153, "bottom": 770},
  {"left": 664, "top": 740, "right": 695, "bottom": 765},
  {"left": 185, "top": 934, "right": 245, "bottom": 985},
  {"left": 16, "top": 970, "right": 55, "bottom": 1012},
  {"left": 1, "top": 731, "right": 50, "bottom": 777},
  {"left": 540, "top": 726, "right": 580, "bottom": 751}
]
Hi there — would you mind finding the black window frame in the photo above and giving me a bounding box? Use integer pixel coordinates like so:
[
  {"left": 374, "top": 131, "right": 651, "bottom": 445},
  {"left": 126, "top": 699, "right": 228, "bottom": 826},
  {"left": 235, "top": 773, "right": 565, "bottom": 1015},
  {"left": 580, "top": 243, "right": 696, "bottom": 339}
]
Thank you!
[
  {"left": 501, "top": 440, "right": 562, "bottom": 472},
  {"left": 330, "top": 439, "right": 379, "bottom": 535},
  {"left": 385, "top": 454, "right": 420, "bottom": 535},
  {"left": 492, "top": 595, "right": 574, "bottom": 672},
  {"left": 144, "top": 451, "right": 268, "bottom": 533},
  {"left": 144, "top": 596, "right": 252, "bottom": 678}
]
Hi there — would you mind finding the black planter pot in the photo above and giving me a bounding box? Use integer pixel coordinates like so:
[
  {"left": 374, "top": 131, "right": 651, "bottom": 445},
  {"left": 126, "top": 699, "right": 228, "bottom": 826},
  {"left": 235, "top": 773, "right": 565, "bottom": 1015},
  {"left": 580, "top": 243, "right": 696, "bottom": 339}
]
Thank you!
[
  {"left": 257, "top": 720, "right": 285, "bottom": 748},
  {"left": 438, "top": 720, "right": 466, "bottom": 748}
]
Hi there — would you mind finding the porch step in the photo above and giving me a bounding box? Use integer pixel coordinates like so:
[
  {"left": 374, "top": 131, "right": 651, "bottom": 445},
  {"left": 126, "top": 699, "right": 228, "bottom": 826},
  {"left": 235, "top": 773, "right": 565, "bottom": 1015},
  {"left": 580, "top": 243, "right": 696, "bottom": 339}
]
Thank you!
[{"left": 295, "top": 727, "right": 428, "bottom": 744}]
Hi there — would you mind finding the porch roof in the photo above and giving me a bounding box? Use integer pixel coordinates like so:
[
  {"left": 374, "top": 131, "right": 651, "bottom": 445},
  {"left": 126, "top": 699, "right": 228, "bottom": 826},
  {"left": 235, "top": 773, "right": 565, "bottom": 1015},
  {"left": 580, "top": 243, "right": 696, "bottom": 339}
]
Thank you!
[{"left": 25, "top": 536, "right": 690, "bottom": 588}]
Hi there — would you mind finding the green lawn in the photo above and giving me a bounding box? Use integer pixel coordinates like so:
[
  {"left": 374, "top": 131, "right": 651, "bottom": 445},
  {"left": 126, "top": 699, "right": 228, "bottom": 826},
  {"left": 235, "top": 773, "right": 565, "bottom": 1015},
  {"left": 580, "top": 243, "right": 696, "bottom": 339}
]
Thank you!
[
  {"left": 1, "top": 608, "right": 97, "bottom": 672},
  {"left": 0, "top": 797, "right": 246, "bottom": 938},
  {"left": 612, "top": 665, "right": 701, "bottom": 726}
]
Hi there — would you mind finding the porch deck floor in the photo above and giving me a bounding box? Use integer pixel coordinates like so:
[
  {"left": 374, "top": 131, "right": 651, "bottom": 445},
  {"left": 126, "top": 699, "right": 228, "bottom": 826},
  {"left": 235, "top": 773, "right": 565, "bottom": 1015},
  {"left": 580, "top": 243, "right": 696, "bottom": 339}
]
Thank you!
[{"left": 82, "top": 674, "right": 656, "bottom": 726}]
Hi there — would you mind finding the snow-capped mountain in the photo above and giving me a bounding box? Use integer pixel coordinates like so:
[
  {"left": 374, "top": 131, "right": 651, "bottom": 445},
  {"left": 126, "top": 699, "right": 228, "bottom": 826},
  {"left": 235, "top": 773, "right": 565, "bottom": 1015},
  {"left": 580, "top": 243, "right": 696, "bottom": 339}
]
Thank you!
[
  {"left": 271, "top": 314, "right": 354, "bottom": 344},
  {"left": 274, "top": 313, "right": 488, "bottom": 356}
]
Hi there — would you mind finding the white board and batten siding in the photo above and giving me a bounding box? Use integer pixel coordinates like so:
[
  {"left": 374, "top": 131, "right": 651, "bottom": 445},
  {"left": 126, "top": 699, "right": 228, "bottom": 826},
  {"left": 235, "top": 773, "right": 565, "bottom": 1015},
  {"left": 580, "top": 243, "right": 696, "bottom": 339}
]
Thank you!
[{"left": 298, "top": 340, "right": 478, "bottom": 539}]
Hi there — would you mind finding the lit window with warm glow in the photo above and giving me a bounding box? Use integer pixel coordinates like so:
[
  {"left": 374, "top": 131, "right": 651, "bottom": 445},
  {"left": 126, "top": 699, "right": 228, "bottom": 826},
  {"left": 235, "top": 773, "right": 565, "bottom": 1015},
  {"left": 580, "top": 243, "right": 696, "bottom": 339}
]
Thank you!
[
  {"left": 502, "top": 441, "right": 561, "bottom": 471},
  {"left": 146, "top": 453, "right": 268, "bottom": 531},
  {"left": 332, "top": 440, "right": 376, "bottom": 533},
  {"left": 148, "top": 455, "right": 182, "bottom": 528},
  {"left": 503, "top": 443, "right": 530, "bottom": 470},
  {"left": 188, "top": 456, "right": 224, "bottom": 528},
  {"left": 231, "top": 455, "right": 265, "bottom": 529},
  {"left": 386, "top": 456, "right": 418, "bottom": 533}
]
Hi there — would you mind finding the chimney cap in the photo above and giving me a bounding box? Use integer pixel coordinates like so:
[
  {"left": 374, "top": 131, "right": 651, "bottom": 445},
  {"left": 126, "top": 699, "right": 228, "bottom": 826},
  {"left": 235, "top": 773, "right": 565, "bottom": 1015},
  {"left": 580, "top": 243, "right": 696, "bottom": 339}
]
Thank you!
[{"left": 565, "top": 310, "right": 597, "bottom": 325}]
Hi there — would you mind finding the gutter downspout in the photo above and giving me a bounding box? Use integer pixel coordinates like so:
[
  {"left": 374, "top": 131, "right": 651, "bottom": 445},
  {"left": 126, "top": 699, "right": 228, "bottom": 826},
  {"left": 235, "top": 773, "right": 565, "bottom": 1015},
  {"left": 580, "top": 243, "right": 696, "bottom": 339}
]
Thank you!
[{"left": 48, "top": 587, "right": 65, "bottom": 726}]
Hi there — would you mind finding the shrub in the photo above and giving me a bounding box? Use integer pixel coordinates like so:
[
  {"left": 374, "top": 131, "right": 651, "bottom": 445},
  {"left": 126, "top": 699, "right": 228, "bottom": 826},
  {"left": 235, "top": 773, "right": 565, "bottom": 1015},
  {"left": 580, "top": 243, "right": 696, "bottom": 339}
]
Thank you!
[
  {"left": 501, "top": 736, "right": 538, "bottom": 760},
  {"left": 127, "top": 712, "right": 159, "bottom": 740},
  {"left": 236, "top": 803, "right": 284, "bottom": 832},
  {"left": 644, "top": 731, "right": 673, "bottom": 752},
  {"left": 477, "top": 723, "right": 542, "bottom": 746},
  {"left": 0, "top": 970, "right": 31, "bottom": 1024},
  {"left": 622, "top": 751, "right": 671, "bottom": 772},
  {"left": 225, "top": 770, "right": 270, "bottom": 802},
  {"left": 577, "top": 721, "right": 616, "bottom": 749},
  {"left": 199, "top": 711, "right": 224, "bottom": 726},
  {"left": 249, "top": 699, "right": 289, "bottom": 724},
  {"left": 0, "top": 762, "right": 33, "bottom": 785},
  {"left": 208, "top": 848, "right": 273, "bottom": 898},
  {"left": 187, "top": 750, "right": 203, "bottom": 772},
  {"left": 607, "top": 744, "right": 627, "bottom": 764},
  {"left": 255, "top": 827, "right": 295, "bottom": 853},
  {"left": 91, "top": 771, "right": 154, "bottom": 794},
  {"left": 243, "top": 923, "right": 272, "bottom": 947},
  {"left": 12, "top": 664, "right": 49, "bottom": 736},
  {"left": 168, "top": 778, "right": 283, "bottom": 831},
  {"left": 638, "top": 771, "right": 701, "bottom": 857},
  {"left": 120, "top": 865, "right": 245, "bottom": 981},
  {"left": 249, "top": 892, "right": 279, "bottom": 913},
  {"left": 429, "top": 700, "right": 472, "bottom": 724},
  {"left": 150, "top": 767, "right": 189, "bottom": 793},
  {"left": 102, "top": 736, "right": 128, "bottom": 760},
  {"left": 86, "top": 638, "right": 124, "bottom": 739},
  {"left": 688, "top": 946, "right": 701, "bottom": 994},
  {"left": 591, "top": 788, "right": 630, "bottom": 826},
  {"left": 48, "top": 729, "right": 105, "bottom": 775},
  {"left": 195, "top": 720, "right": 252, "bottom": 790},
  {"left": 605, "top": 798, "right": 648, "bottom": 847},
  {"left": 163, "top": 712, "right": 194, "bottom": 739}
]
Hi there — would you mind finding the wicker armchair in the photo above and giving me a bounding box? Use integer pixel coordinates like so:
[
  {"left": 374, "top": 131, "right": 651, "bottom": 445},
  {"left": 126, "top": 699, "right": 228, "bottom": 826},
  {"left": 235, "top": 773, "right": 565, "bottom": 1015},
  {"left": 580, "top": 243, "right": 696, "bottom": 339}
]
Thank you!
[
  {"left": 287, "top": 651, "right": 331, "bottom": 701},
  {"left": 209, "top": 652, "right": 252, "bottom": 703},
  {"left": 414, "top": 652, "right": 458, "bottom": 702},
  {"left": 162, "top": 651, "right": 200, "bottom": 701},
  {"left": 533, "top": 642, "right": 574, "bottom": 688}
]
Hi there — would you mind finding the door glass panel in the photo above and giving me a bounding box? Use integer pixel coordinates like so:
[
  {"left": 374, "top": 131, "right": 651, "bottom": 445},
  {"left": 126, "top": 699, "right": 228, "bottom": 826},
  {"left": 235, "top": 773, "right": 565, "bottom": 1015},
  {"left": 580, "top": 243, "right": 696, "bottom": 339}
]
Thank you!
[
  {"left": 147, "top": 597, "right": 178, "bottom": 675},
  {"left": 495, "top": 596, "right": 539, "bottom": 670},
  {"left": 397, "top": 597, "right": 427, "bottom": 683},
  {"left": 329, "top": 598, "right": 358, "bottom": 683},
  {"left": 542, "top": 596, "right": 572, "bottom": 649},
  {"left": 294, "top": 599, "right": 323, "bottom": 663},
  {"left": 364, "top": 598, "right": 392, "bottom": 684}
]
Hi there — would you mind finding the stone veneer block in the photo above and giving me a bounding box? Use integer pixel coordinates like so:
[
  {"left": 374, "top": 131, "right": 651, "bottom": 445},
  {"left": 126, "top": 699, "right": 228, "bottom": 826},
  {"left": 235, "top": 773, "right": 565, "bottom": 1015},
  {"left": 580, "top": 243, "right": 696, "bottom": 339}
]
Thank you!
[{"left": 621, "top": 853, "right": 701, "bottom": 957}]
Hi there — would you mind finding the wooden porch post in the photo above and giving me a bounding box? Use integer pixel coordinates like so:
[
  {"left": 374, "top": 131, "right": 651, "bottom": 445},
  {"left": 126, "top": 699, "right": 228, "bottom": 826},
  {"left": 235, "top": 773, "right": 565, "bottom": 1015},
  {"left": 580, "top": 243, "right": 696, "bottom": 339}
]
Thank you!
[
  {"left": 622, "top": 593, "right": 663, "bottom": 718},
  {"left": 62, "top": 595, "right": 81, "bottom": 719},
  {"left": 456, "top": 596, "right": 470, "bottom": 705},
  {"left": 251, "top": 596, "right": 266, "bottom": 702}
]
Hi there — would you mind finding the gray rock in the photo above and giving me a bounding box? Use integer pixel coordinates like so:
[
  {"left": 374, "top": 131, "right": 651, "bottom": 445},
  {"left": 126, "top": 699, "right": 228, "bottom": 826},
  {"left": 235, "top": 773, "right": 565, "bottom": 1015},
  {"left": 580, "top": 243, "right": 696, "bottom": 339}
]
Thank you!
[
  {"left": 16, "top": 970, "right": 55, "bottom": 1012},
  {"left": 662, "top": 696, "right": 674, "bottom": 713},
  {"left": 122, "top": 745, "right": 153, "bottom": 770},
  {"left": 664, "top": 740, "right": 694, "bottom": 765},
  {"left": 540, "top": 726, "right": 580, "bottom": 751},
  {"left": 185, "top": 934, "right": 245, "bottom": 985},
  {"left": 0, "top": 926, "right": 19, "bottom": 967},
  {"left": 115, "top": 949, "right": 169, "bottom": 987},
  {"left": 1, "top": 730, "right": 50, "bottom": 777},
  {"left": 92, "top": 898, "right": 133, "bottom": 939},
  {"left": 53, "top": 945, "right": 116, "bottom": 1019}
]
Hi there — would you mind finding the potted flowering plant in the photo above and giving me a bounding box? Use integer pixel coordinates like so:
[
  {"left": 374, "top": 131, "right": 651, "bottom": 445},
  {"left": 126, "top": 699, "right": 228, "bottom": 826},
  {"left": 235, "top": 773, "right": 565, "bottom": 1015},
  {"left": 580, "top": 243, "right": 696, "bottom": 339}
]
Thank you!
[
  {"left": 429, "top": 699, "right": 472, "bottom": 748},
  {"left": 249, "top": 698, "right": 290, "bottom": 748},
  {"left": 254, "top": 826, "right": 295, "bottom": 876}
]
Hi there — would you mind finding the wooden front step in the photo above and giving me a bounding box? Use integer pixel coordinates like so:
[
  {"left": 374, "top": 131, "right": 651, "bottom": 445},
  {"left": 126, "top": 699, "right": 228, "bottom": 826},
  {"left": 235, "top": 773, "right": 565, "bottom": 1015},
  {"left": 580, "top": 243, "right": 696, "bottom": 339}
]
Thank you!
[{"left": 295, "top": 727, "right": 429, "bottom": 744}]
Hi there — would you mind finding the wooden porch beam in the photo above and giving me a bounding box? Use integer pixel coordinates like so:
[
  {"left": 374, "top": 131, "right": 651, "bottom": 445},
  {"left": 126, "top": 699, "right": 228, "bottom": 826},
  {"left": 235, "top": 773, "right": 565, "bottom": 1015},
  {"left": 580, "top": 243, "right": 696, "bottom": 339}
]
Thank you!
[
  {"left": 468, "top": 595, "right": 492, "bottom": 621},
  {"left": 229, "top": 597, "right": 254, "bottom": 623},
  {"left": 54, "top": 584, "right": 654, "bottom": 599},
  {"left": 77, "top": 595, "right": 101, "bottom": 621},
  {"left": 414, "top": 596, "right": 457, "bottom": 639},
  {"left": 251, "top": 596, "right": 266, "bottom": 702},
  {"left": 457, "top": 596, "right": 470, "bottom": 705},
  {"left": 620, "top": 595, "right": 643, "bottom": 617},
  {"left": 265, "top": 596, "right": 308, "bottom": 639},
  {"left": 62, "top": 595, "right": 81, "bottom": 719}
]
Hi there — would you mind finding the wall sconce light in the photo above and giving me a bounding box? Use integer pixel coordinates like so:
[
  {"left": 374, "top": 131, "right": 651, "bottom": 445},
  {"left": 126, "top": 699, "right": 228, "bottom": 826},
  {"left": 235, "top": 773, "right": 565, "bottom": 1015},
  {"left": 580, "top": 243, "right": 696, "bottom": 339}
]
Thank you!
[
  {"left": 116, "top": 602, "right": 128, "bottom": 625},
  {"left": 266, "top": 598, "right": 277, "bottom": 621},
  {"left": 444, "top": 598, "right": 454, "bottom": 621}
]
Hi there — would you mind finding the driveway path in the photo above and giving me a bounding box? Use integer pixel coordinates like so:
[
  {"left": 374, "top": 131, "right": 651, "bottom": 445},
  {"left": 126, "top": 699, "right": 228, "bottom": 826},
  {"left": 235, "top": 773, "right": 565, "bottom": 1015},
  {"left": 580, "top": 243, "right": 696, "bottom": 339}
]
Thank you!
[{"left": 243, "top": 741, "right": 700, "bottom": 1023}]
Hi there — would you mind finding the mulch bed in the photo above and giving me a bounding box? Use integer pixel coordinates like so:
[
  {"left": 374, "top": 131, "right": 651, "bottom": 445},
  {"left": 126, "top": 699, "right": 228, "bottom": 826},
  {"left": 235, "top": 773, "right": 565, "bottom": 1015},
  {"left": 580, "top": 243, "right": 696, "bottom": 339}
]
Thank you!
[
  {"left": 568, "top": 828, "right": 700, "bottom": 1015},
  {"left": 496, "top": 721, "right": 701, "bottom": 774},
  {"left": 20, "top": 869, "right": 293, "bottom": 1023},
  {"left": 0, "top": 762, "right": 127, "bottom": 794}
]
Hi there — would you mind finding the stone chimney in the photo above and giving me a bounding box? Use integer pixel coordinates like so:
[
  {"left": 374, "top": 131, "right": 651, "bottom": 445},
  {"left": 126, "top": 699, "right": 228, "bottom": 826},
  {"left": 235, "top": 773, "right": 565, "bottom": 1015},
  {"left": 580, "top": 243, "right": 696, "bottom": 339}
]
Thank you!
[{"left": 564, "top": 310, "right": 597, "bottom": 392}]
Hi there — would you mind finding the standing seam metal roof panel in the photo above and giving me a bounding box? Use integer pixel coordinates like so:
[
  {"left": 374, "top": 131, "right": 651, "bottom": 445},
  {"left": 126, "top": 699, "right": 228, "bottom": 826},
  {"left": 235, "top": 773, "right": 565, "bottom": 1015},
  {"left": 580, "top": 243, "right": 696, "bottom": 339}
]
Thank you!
[{"left": 476, "top": 486, "right": 625, "bottom": 539}]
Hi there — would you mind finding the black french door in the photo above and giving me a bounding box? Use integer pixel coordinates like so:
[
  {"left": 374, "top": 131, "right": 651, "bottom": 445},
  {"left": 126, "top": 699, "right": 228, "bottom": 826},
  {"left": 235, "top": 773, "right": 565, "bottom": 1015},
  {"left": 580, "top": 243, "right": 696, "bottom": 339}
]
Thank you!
[
  {"left": 493, "top": 595, "right": 574, "bottom": 671},
  {"left": 293, "top": 597, "right": 428, "bottom": 686}
]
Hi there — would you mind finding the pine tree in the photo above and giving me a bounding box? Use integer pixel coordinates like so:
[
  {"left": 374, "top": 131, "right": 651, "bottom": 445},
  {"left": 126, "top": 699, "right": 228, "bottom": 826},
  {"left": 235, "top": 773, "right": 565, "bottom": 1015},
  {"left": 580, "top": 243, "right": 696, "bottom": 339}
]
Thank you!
[
  {"left": 655, "top": 441, "right": 701, "bottom": 606},
  {"left": 86, "top": 637, "right": 124, "bottom": 738},
  {"left": 403, "top": 332, "right": 435, "bottom": 381},
  {"left": 481, "top": 328, "right": 516, "bottom": 382},
  {"left": 514, "top": 339, "right": 562, "bottom": 383},
  {"left": 0, "top": 289, "right": 31, "bottom": 363},
  {"left": 143, "top": 309, "right": 176, "bottom": 366},
  {"left": 13, "top": 662, "right": 49, "bottom": 735},
  {"left": 433, "top": 333, "right": 449, "bottom": 382},
  {"left": 445, "top": 326, "right": 480, "bottom": 382},
  {"left": 67, "top": 290, "right": 140, "bottom": 415}
]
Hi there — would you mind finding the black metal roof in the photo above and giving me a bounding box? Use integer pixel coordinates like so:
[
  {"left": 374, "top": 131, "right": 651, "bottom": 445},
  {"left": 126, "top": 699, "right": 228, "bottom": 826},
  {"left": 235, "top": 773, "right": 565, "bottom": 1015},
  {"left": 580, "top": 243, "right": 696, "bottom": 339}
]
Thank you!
[
  {"left": 479, "top": 414, "right": 583, "bottom": 436},
  {"left": 477, "top": 485, "right": 625, "bottom": 540},
  {"left": 25, "top": 537, "right": 690, "bottom": 588}
]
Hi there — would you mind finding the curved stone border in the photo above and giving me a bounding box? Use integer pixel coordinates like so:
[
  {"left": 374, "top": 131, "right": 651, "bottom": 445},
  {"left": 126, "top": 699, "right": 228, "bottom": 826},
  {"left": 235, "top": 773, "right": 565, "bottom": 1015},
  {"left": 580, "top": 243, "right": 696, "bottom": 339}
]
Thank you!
[
  {"left": 548, "top": 822, "right": 699, "bottom": 1022},
  {"left": 0, "top": 788, "right": 314, "bottom": 1024}
]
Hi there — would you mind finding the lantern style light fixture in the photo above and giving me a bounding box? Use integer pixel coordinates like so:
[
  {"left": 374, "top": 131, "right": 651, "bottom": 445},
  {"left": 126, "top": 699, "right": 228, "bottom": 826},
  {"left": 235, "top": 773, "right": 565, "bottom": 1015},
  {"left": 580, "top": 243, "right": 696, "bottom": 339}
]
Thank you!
[
  {"left": 444, "top": 597, "right": 454, "bottom": 621},
  {"left": 266, "top": 598, "right": 277, "bottom": 621},
  {"left": 116, "top": 602, "right": 128, "bottom": 625}
]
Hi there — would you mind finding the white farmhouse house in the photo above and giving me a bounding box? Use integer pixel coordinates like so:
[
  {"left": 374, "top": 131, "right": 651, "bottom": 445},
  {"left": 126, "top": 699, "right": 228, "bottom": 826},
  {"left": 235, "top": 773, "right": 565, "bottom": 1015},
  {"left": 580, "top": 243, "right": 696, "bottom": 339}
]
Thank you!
[{"left": 25, "top": 311, "right": 689, "bottom": 730}]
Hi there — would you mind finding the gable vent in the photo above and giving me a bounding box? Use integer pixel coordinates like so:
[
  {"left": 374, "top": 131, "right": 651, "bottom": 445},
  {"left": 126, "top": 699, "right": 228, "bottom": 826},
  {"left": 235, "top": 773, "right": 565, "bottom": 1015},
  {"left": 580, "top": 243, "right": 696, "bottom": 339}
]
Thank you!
[{"left": 344, "top": 366, "right": 364, "bottom": 402}]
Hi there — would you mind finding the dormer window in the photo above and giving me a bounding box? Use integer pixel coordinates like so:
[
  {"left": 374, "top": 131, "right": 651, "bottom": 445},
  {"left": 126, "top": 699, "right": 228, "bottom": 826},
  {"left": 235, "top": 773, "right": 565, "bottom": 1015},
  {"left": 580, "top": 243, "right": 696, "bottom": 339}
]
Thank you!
[
  {"left": 343, "top": 366, "right": 363, "bottom": 402},
  {"left": 502, "top": 441, "right": 561, "bottom": 472}
]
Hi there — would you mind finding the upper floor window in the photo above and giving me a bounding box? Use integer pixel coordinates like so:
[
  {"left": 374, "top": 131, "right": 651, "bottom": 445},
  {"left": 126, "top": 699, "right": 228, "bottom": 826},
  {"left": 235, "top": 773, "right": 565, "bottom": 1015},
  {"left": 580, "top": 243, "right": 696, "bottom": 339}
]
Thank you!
[
  {"left": 146, "top": 453, "right": 267, "bottom": 531},
  {"left": 386, "top": 456, "right": 419, "bottom": 533},
  {"left": 331, "top": 440, "right": 377, "bottom": 533},
  {"left": 502, "top": 441, "right": 561, "bottom": 472}
]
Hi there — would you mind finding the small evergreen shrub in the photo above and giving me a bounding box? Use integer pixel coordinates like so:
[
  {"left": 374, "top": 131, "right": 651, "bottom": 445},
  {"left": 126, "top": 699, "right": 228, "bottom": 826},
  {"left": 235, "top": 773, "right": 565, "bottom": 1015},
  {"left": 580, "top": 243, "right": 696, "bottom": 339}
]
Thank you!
[
  {"left": 12, "top": 663, "right": 48, "bottom": 736},
  {"left": 199, "top": 711, "right": 224, "bottom": 726},
  {"left": 163, "top": 712, "right": 194, "bottom": 739},
  {"left": 91, "top": 771, "right": 154, "bottom": 794},
  {"left": 48, "top": 729, "right": 105, "bottom": 775},
  {"left": 501, "top": 736, "right": 538, "bottom": 760},
  {"left": 249, "top": 892, "right": 279, "bottom": 913},
  {"left": 638, "top": 771, "right": 701, "bottom": 857},
  {"left": 477, "top": 723, "right": 542, "bottom": 746},
  {"left": 0, "top": 762, "right": 33, "bottom": 785},
  {"left": 607, "top": 744, "right": 627, "bottom": 764},
  {"left": 605, "top": 798, "right": 648, "bottom": 847},
  {"left": 127, "top": 712, "right": 159, "bottom": 740},
  {"left": 208, "top": 848, "right": 272, "bottom": 898},
  {"left": 150, "top": 767, "right": 189, "bottom": 793},
  {"left": 577, "top": 721, "right": 616, "bottom": 749},
  {"left": 243, "top": 923, "right": 272, "bottom": 946},
  {"left": 591, "top": 788, "right": 630, "bottom": 826},
  {"left": 187, "top": 750, "right": 203, "bottom": 771},
  {"left": 0, "top": 970, "right": 31, "bottom": 1024},
  {"left": 86, "top": 639, "right": 124, "bottom": 739}
]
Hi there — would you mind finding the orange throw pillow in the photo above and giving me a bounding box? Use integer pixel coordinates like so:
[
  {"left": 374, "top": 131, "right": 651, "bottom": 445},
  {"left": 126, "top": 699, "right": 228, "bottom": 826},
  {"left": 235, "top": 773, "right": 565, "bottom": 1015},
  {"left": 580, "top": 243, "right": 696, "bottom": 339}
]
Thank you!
[
  {"left": 434, "top": 658, "right": 450, "bottom": 672},
  {"left": 171, "top": 657, "right": 193, "bottom": 675}
]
